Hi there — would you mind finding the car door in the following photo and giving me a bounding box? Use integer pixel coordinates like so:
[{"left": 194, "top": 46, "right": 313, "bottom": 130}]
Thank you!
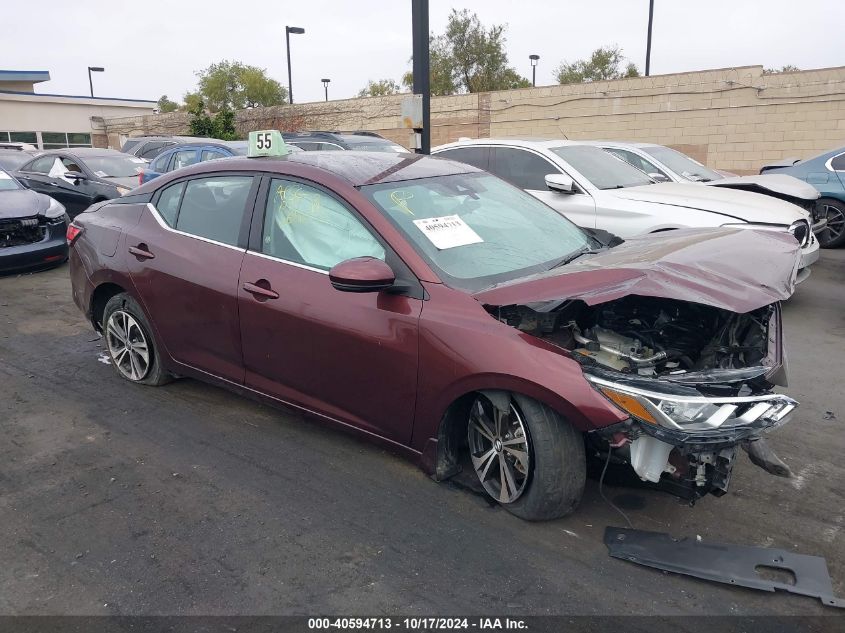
[
  {"left": 18, "top": 154, "right": 90, "bottom": 216},
  {"left": 15, "top": 154, "right": 58, "bottom": 196},
  {"left": 488, "top": 146, "right": 598, "bottom": 228},
  {"left": 124, "top": 173, "right": 258, "bottom": 383},
  {"left": 55, "top": 156, "right": 101, "bottom": 216},
  {"left": 237, "top": 176, "right": 422, "bottom": 443}
]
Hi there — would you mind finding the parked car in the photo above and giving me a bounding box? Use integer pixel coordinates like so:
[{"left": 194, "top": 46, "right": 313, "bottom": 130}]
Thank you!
[
  {"left": 121, "top": 135, "right": 216, "bottom": 161},
  {"left": 0, "top": 167, "right": 68, "bottom": 274},
  {"left": 283, "top": 131, "right": 409, "bottom": 153},
  {"left": 14, "top": 149, "right": 143, "bottom": 218},
  {"left": 760, "top": 146, "right": 845, "bottom": 248},
  {"left": 585, "top": 141, "right": 821, "bottom": 212},
  {"left": 0, "top": 148, "right": 40, "bottom": 172},
  {"left": 140, "top": 141, "right": 249, "bottom": 184},
  {"left": 68, "top": 142, "right": 801, "bottom": 520},
  {"left": 0, "top": 141, "right": 38, "bottom": 151},
  {"left": 432, "top": 139, "right": 819, "bottom": 281}
]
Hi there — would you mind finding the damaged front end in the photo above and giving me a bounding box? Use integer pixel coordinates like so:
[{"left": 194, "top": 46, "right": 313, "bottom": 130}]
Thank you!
[{"left": 487, "top": 295, "right": 797, "bottom": 501}]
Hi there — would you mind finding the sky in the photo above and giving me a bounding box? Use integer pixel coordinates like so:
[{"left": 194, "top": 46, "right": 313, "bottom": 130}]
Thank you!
[{"left": 2, "top": 1, "right": 844, "bottom": 104}]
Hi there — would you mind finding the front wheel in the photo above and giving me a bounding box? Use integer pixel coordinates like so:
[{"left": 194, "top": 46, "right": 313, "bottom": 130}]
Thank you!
[
  {"left": 817, "top": 199, "right": 845, "bottom": 248},
  {"left": 467, "top": 392, "right": 585, "bottom": 521}
]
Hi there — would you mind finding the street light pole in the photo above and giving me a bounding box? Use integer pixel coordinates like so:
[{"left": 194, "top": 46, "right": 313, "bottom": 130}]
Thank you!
[
  {"left": 321, "top": 78, "right": 331, "bottom": 102},
  {"left": 529, "top": 54, "right": 539, "bottom": 87},
  {"left": 412, "top": 0, "right": 430, "bottom": 154},
  {"left": 645, "top": 0, "right": 654, "bottom": 76},
  {"left": 285, "top": 26, "right": 305, "bottom": 104},
  {"left": 88, "top": 66, "right": 104, "bottom": 98}
]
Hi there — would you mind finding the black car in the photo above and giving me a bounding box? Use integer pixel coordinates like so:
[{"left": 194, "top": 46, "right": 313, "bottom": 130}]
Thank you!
[
  {"left": 282, "top": 131, "right": 409, "bottom": 153},
  {"left": 15, "top": 149, "right": 143, "bottom": 218},
  {"left": 0, "top": 168, "right": 69, "bottom": 274}
]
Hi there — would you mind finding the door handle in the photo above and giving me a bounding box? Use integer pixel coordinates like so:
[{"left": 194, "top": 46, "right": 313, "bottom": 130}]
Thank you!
[
  {"left": 47, "top": 181, "right": 59, "bottom": 186},
  {"left": 128, "top": 244, "right": 155, "bottom": 260},
  {"left": 242, "top": 280, "right": 279, "bottom": 300}
]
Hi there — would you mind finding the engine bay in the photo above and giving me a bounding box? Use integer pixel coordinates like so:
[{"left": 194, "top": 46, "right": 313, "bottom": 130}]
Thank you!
[{"left": 488, "top": 295, "right": 777, "bottom": 387}]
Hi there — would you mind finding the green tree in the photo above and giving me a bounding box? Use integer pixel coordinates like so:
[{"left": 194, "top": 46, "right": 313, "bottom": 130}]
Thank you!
[
  {"left": 181, "top": 92, "right": 203, "bottom": 113},
  {"left": 194, "top": 60, "right": 287, "bottom": 111},
  {"left": 358, "top": 78, "right": 402, "bottom": 98},
  {"left": 188, "top": 98, "right": 214, "bottom": 137},
  {"left": 555, "top": 45, "right": 641, "bottom": 85},
  {"left": 187, "top": 98, "right": 239, "bottom": 139},
  {"left": 763, "top": 65, "right": 800, "bottom": 74},
  {"left": 156, "top": 95, "right": 179, "bottom": 113},
  {"left": 402, "top": 9, "right": 530, "bottom": 95}
]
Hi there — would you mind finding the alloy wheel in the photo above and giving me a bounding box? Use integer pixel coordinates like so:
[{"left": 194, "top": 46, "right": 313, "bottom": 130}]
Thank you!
[
  {"left": 818, "top": 203, "right": 845, "bottom": 247},
  {"left": 467, "top": 395, "right": 531, "bottom": 503},
  {"left": 105, "top": 310, "right": 151, "bottom": 381}
]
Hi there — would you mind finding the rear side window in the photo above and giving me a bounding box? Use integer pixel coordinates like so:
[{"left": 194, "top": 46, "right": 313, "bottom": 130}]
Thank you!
[
  {"left": 172, "top": 150, "right": 198, "bottom": 170},
  {"left": 150, "top": 153, "right": 172, "bottom": 173},
  {"left": 156, "top": 182, "right": 184, "bottom": 226},
  {"left": 139, "top": 141, "right": 172, "bottom": 159},
  {"left": 489, "top": 147, "right": 559, "bottom": 190},
  {"left": 830, "top": 153, "right": 845, "bottom": 171},
  {"left": 436, "top": 147, "right": 490, "bottom": 170},
  {"left": 175, "top": 176, "right": 253, "bottom": 246},
  {"left": 23, "top": 155, "right": 57, "bottom": 173},
  {"left": 201, "top": 150, "right": 226, "bottom": 162}
]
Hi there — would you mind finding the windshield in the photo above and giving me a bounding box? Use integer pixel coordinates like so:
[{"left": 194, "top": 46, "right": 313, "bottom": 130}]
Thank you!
[
  {"left": 550, "top": 145, "right": 654, "bottom": 189},
  {"left": 641, "top": 146, "right": 722, "bottom": 182},
  {"left": 0, "top": 169, "right": 21, "bottom": 191},
  {"left": 83, "top": 155, "right": 146, "bottom": 178},
  {"left": 362, "top": 172, "right": 591, "bottom": 291}
]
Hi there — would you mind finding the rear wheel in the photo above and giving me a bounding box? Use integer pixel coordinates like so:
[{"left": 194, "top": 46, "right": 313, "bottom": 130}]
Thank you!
[
  {"left": 467, "top": 392, "right": 585, "bottom": 521},
  {"left": 102, "top": 293, "right": 170, "bottom": 386},
  {"left": 817, "top": 199, "right": 845, "bottom": 248}
]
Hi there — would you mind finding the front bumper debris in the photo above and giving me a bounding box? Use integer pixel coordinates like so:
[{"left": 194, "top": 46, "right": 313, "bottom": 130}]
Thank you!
[{"left": 605, "top": 527, "right": 845, "bottom": 609}]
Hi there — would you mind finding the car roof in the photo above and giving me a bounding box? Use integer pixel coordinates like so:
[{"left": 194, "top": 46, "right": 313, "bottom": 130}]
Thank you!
[
  {"left": 52, "top": 148, "right": 129, "bottom": 158},
  {"left": 434, "top": 138, "right": 586, "bottom": 151},
  {"left": 136, "top": 151, "right": 480, "bottom": 191}
]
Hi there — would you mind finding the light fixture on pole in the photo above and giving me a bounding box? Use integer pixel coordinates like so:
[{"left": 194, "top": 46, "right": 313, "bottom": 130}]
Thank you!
[
  {"left": 285, "top": 26, "right": 305, "bottom": 104},
  {"left": 529, "top": 55, "right": 540, "bottom": 87},
  {"left": 88, "top": 66, "right": 104, "bottom": 98},
  {"left": 321, "top": 78, "right": 331, "bottom": 102}
]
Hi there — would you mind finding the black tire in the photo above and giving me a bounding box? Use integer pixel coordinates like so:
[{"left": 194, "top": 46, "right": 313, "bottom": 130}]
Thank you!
[
  {"left": 467, "top": 392, "right": 585, "bottom": 521},
  {"left": 816, "top": 199, "right": 845, "bottom": 248},
  {"left": 102, "top": 293, "right": 171, "bottom": 386}
]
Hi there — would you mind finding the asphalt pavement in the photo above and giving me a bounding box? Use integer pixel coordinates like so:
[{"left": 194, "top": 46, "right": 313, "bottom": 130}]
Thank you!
[{"left": 1, "top": 250, "right": 844, "bottom": 616}]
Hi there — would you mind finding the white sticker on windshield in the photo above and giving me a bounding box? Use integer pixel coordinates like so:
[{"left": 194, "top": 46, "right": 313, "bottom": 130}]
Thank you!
[
  {"left": 94, "top": 170, "right": 109, "bottom": 178},
  {"left": 413, "top": 214, "right": 483, "bottom": 250}
]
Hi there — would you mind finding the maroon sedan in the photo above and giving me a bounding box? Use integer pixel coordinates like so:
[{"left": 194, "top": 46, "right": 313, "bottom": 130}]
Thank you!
[{"left": 68, "top": 149, "right": 801, "bottom": 520}]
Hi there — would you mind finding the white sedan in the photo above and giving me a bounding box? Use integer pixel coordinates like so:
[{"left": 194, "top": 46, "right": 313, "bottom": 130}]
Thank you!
[{"left": 432, "top": 138, "right": 819, "bottom": 281}]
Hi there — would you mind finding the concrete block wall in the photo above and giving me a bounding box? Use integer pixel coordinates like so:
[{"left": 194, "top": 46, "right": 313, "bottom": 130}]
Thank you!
[{"left": 103, "top": 65, "right": 845, "bottom": 174}]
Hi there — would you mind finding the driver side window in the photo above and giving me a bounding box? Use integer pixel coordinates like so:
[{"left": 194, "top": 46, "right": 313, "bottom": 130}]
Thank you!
[{"left": 260, "top": 178, "right": 385, "bottom": 271}]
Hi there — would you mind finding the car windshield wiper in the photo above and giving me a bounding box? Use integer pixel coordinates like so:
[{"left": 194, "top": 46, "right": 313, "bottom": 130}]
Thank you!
[{"left": 547, "top": 246, "right": 599, "bottom": 270}]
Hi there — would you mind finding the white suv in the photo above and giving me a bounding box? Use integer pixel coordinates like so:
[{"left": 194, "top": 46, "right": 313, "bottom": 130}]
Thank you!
[{"left": 432, "top": 138, "right": 819, "bottom": 281}]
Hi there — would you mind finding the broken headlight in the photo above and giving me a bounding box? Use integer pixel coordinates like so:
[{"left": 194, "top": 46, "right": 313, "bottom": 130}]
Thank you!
[
  {"left": 41, "top": 196, "right": 67, "bottom": 219},
  {"left": 586, "top": 374, "right": 797, "bottom": 433}
]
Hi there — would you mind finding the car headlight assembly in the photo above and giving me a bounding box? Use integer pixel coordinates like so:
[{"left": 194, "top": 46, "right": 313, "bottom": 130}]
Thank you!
[
  {"left": 42, "top": 196, "right": 67, "bottom": 219},
  {"left": 587, "top": 375, "right": 797, "bottom": 433}
]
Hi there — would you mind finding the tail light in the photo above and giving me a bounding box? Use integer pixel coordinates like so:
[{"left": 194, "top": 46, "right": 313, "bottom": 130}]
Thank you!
[
  {"left": 138, "top": 171, "right": 143, "bottom": 186},
  {"left": 66, "top": 224, "right": 83, "bottom": 245}
]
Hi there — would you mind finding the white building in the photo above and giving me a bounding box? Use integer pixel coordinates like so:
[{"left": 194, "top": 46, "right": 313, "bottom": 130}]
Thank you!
[{"left": 0, "top": 70, "right": 156, "bottom": 149}]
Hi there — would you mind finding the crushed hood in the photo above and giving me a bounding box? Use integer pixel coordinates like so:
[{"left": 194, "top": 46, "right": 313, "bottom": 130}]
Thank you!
[
  {"left": 705, "top": 174, "right": 819, "bottom": 202},
  {"left": 473, "top": 228, "right": 800, "bottom": 313},
  {"left": 606, "top": 182, "right": 807, "bottom": 224},
  {"left": 0, "top": 188, "right": 48, "bottom": 220}
]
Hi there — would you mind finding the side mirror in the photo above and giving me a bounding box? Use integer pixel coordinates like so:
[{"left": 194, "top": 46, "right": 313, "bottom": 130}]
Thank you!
[
  {"left": 64, "top": 171, "right": 86, "bottom": 182},
  {"left": 648, "top": 172, "right": 670, "bottom": 183},
  {"left": 545, "top": 173, "right": 575, "bottom": 194},
  {"left": 329, "top": 257, "right": 395, "bottom": 293}
]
